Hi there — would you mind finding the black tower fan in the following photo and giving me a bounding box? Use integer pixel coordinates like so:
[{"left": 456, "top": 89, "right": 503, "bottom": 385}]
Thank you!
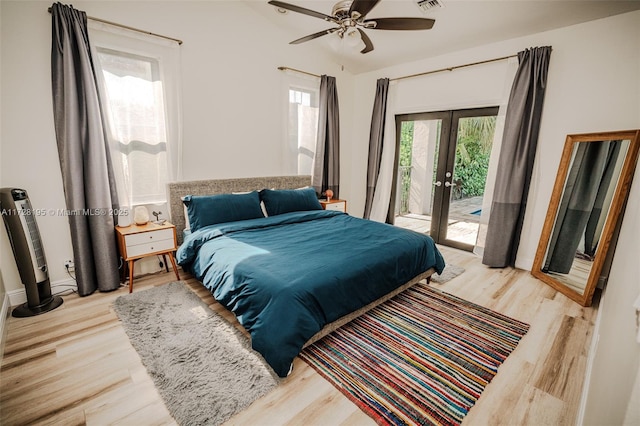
[{"left": 0, "top": 188, "right": 63, "bottom": 317}]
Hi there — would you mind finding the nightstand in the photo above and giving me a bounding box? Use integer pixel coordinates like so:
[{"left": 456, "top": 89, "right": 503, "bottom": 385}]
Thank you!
[
  {"left": 115, "top": 221, "right": 180, "bottom": 293},
  {"left": 320, "top": 199, "right": 347, "bottom": 213}
]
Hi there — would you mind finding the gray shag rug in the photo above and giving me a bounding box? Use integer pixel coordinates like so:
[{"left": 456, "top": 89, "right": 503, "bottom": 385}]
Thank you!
[
  {"left": 113, "top": 282, "right": 279, "bottom": 426},
  {"left": 430, "top": 263, "right": 465, "bottom": 283}
]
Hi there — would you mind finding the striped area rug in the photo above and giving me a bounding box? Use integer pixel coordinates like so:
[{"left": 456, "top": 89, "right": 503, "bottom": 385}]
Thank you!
[{"left": 299, "top": 282, "right": 529, "bottom": 426}]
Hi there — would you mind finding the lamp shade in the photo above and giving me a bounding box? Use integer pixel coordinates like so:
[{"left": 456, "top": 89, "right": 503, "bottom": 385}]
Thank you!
[
  {"left": 134, "top": 206, "right": 149, "bottom": 225},
  {"left": 344, "top": 27, "right": 361, "bottom": 47}
]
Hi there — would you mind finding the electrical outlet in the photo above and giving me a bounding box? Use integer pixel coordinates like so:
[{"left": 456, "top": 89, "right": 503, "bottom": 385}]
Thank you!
[{"left": 64, "top": 260, "right": 75, "bottom": 272}]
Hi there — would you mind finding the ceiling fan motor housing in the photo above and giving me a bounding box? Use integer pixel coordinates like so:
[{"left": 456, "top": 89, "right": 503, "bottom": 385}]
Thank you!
[{"left": 332, "top": 1, "right": 354, "bottom": 19}]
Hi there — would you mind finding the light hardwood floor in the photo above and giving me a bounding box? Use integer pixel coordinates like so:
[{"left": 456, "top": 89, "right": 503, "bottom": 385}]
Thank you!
[{"left": 0, "top": 245, "right": 598, "bottom": 425}]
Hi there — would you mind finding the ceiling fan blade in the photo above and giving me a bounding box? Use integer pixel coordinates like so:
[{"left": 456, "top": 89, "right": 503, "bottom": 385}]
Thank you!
[
  {"left": 268, "top": 1, "right": 332, "bottom": 21},
  {"left": 365, "top": 17, "right": 435, "bottom": 30},
  {"left": 357, "top": 28, "right": 374, "bottom": 54},
  {"left": 290, "top": 28, "right": 338, "bottom": 45},
  {"left": 349, "top": 0, "right": 381, "bottom": 19}
]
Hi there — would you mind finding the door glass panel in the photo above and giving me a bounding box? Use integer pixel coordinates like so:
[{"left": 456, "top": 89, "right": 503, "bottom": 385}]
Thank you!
[
  {"left": 393, "top": 119, "right": 442, "bottom": 235},
  {"left": 444, "top": 115, "right": 497, "bottom": 246}
]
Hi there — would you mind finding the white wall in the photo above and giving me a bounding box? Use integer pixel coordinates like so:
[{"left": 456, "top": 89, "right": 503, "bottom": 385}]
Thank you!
[
  {"left": 347, "top": 11, "right": 640, "bottom": 424},
  {"left": 0, "top": 1, "right": 355, "bottom": 296},
  {"left": 583, "top": 173, "right": 640, "bottom": 424}
]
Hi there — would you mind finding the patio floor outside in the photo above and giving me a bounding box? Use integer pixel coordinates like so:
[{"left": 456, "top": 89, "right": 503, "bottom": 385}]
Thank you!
[{"left": 394, "top": 196, "right": 483, "bottom": 246}]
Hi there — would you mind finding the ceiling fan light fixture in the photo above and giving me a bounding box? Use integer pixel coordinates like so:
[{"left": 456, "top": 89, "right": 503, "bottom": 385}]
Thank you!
[
  {"left": 327, "top": 31, "right": 343, "bottom": 50},
  {"left": 327, "top": 27, "right": 361, "bottom": 53},
  {"left": 344, "top": 26, "right": 362, "bottom": 47}
]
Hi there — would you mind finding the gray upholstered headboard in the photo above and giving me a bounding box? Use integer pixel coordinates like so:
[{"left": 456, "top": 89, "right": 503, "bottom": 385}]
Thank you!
[{"left": 168, "top": 175, "right": 312, "bottom": 244}]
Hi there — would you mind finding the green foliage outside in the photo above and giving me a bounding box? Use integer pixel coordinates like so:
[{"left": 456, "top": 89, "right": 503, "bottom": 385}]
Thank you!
[
  {"left": 398, "top": 116, "right": 495, "bottom": 214},
  {"left": 399, "top": 121, "right": 414, "bottom": 169},
  {"left": 453, "top": 117, "right": 496, "bottom": 199},
  {"left": 399, "top": 122, "right": 415, "bottom": 214}
]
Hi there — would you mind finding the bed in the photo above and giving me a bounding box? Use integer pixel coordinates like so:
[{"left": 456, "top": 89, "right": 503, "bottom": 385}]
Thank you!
[{"left": 168, "top": 176, "right": 446, "bottom": 377}]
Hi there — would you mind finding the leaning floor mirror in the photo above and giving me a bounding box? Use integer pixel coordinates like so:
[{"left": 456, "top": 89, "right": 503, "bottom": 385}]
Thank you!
[{"left": 532, "top": 129, "right": 640, "bottom": 306}]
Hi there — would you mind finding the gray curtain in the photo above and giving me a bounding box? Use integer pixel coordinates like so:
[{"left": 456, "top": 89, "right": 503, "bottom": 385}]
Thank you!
[
  {"left": 363, "top": 78, "right": 390, "bottom": 219},
  {"left": 544, "top": 141, "right": 622, "bottom": 272},
  {"left": 482, "top": 46, "right": 552, "bottom": 267},
  {"left": 51, "top": 2, "right": 121, "bottom": 295},
  {"left": 312, "top": 75, "right": 340, "bottom": 198},
  {"left": 584, "top": 141, "right": 622, "bottom": 257}
]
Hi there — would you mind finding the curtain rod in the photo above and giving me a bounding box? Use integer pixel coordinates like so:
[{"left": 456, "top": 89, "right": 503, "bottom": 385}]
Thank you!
[
  {"left": 391, "top": 54, "right": 518, "bottom": 82},
  {"left": 278, "top": 66, "right": 321, "bottom": 79},
  {"left": 48, "top": 7, "right": 183, "bottom": 45},
  {"left": 280, "top": 53, "right": 519, "bottom": 81}
]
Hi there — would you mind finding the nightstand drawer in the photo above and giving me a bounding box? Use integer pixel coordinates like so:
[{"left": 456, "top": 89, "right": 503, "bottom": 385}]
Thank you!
[
  {"left": 125, "top": 228, "right": 174, "bottom": 246},
  {"left": 125, "top": 237, "right": 176, "bottom": 257},
  {"left": 324, "top": 201, "right": 346, "bottom": 212}
]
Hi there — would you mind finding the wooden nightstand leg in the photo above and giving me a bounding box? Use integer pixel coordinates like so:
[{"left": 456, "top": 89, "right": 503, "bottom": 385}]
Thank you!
[
  {"left": 119, "top": 258, "right": 127, "bottom": 284},
  {"left": 128, "top": 259, "right": 135, "bottom": 293},
  {"left": 168, "top": 252, "right": 180, "bottom": 282},
  {"left": 162, "top": 254, "right": 169, "bottom": 272}
]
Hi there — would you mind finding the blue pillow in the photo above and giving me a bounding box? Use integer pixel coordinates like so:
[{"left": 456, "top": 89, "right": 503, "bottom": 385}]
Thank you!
[
  {"left": 260, "top": 187, "right": 322, "bottom": 216},
  {"left": 182, "top": 191, "right": 264, "bottom": 232}
]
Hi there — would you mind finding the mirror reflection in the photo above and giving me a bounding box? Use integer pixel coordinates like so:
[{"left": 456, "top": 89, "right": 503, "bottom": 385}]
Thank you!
[
  {"left": 532, "top": 130, "right": 640, "bottom": 306},
  {"left": 541, "top": 139, "right": 629, "bottom": 294}
]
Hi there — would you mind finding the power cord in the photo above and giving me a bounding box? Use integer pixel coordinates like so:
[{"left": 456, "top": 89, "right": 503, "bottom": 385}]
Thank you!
[
  {"left": 52, "top": 286, "right": 77, "bottom": 297},
  {"left": 56, "top": 263, "right": 79, "bottom": 296},
  {"left": 65, "top": 263, "right": 76, "bottom": 281}
]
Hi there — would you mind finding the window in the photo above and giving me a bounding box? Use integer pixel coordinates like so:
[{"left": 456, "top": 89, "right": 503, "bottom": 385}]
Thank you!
[
  {"left": 288, "top": 87, "right": 319, "bottom": 175},
  {"left": 89, "top": 20, "right": 182, "bottom": 209},
  {"left": 96, "top": 48, "right": 170, "bottom": 205}
]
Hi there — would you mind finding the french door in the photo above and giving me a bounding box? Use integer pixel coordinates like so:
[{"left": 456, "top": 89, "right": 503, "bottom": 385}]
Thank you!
[{"left": 390, "top": 107, "right": 498, "bottom": 251}]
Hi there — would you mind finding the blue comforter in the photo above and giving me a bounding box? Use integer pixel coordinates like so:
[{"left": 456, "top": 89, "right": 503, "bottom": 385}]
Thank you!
[{"left": 177, "top": 210, "right": 445, "bottom": 377}]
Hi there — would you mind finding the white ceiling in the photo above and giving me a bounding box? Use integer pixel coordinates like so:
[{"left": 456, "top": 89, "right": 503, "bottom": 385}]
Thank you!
[{"left": 247, "top": 0, "right": 640, "bottom": 74}]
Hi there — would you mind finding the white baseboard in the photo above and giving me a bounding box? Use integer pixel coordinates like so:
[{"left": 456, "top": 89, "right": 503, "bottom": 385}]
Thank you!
[
  {"left": 1, "top": 293, "right": 9, "bottom": 321},
  {"left": 7, "top": 278, "right": 77, "bottom": 307},
  {"left": 515, "top": 255, "right": 535, "bottom": 272},
  {"left": 576, "top": 285, "right": 606, "bottom": 425},
  {"left": 0, "top": 292, "right": 10, "bottom": 358},
  {"left": 7, "top": 287, "right": 25, "bottom": 307},
  {"left": 50, "top": 278, "right": 79, "bottom": 296}
]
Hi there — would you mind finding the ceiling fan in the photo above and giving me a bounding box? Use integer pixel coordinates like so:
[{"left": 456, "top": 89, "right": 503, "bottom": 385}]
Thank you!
[{"left": 268, "top": 0, "right": 436, "bottom": 54}]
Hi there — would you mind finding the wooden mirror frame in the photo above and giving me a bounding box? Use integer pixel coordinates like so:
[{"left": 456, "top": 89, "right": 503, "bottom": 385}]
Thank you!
[{"left": 532, "top": 129, "right": 640, "bottom": 306}]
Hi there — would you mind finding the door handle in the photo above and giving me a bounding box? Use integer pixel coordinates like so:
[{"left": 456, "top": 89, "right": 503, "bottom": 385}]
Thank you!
[
  {"left": 433, "top": 181, "right": 442, "bottom": 187},
  {"left": 444, "top": 181, "right": 456, "bottom": 187}
]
